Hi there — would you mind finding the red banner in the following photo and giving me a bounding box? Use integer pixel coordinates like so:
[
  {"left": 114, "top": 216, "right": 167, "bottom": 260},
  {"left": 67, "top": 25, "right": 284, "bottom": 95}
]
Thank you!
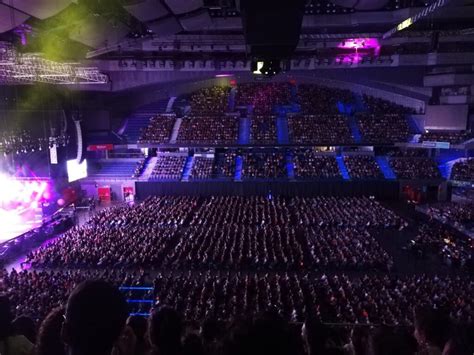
[{"left": 87, "top": 144, "right": 113, "bottom": 151}]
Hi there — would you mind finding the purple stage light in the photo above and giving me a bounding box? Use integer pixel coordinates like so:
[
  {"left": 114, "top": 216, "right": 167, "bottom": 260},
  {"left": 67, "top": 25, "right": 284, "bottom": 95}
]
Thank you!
[
  {"left": 0, "top": 175, "right": 52, "bottom": 243},
  {"left": 215, "top": 74, "right": 234, "bottom": 78},
  {"left": 337, "top": 38, "right": 381, "bottom": 63}
]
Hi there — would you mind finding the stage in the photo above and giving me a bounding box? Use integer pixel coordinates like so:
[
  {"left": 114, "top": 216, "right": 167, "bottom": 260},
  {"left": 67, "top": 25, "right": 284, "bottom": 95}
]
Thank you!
[{"left": 0, "top": 207, "right": 44, "bottom": 244}]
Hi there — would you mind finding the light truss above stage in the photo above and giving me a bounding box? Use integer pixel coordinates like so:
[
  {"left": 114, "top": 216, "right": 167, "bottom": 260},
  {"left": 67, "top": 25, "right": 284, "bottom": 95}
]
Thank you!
[{"left": 0, "top": 42, "right": 108, "bottom": 85}]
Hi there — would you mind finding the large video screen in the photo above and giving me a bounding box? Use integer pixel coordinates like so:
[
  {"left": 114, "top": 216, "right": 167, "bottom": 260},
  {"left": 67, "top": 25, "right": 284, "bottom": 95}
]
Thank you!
[{"left": 67, "top": 159, "right": 88, "bottom": 182}]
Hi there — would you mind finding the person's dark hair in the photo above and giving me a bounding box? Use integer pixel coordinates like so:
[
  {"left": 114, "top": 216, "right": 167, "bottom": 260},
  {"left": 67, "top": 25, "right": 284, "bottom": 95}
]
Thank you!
[
  {"left": 148, "top": 306, "right": 183, "bottom": 355},
  {"left": 303, "top": 317, "right": 330, "bottom": 355},
  {"left": 221, "top": 319, "right": 253, "bottom": 355},
  {"left": 35, "top": 307, "right": 66, "bottom": 355},
  {"left": 63, "top": 280, "right": 129, "bottom": 355},
  {"left": 352, "top": 326, "right": 371, "bottom": 355},
  {"left": 249, "top": 310, "right": 292, "bottom": 355},
  {"left": 370, "top": 326, "right": 417, "bottom": 355},
  {"left": 127, "top": 315, "right": 148, "bottom": 355},
  {"left": 12, "top": 316, "right": 36, "bottom": 343},
  {"left": 414, "top": 307, "right": 451, "bottom": 350},
  {"left": 201, "top": 318, "right": 220, "bottom": 344},
  {"left": 0, "top": 295, "right": 13, "bottom": 341},
  {"left": 443, "top": 323, "right": 474, "bottom": 355},
  {"left": 182, "top": 333, "right": 204, "bottom": 355}
]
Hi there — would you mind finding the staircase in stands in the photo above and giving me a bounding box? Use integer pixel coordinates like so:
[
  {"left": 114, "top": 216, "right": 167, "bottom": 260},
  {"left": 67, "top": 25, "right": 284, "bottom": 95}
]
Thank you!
[
  {"left": 336, "top": 156, "right": 351, "bottom": 180},
  {"left": 375, "top": 156, "right": 397, "bottom": 180}
]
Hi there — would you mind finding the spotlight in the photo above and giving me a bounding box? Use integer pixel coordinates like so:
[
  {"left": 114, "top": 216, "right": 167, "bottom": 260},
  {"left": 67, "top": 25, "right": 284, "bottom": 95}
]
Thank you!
[{"left": 251, "top": 59, "right": 282, "bottom": 77}]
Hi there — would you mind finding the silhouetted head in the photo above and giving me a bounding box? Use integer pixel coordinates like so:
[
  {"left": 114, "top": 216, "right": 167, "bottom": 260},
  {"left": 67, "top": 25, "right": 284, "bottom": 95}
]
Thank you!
[
  {"left": 148, "top": 306, "right": 183, "bottom": 355},
  {"left": 36, "top": 307, "right": 66, "bottom": 355},
  {"left": 62, "top": 280, "right": 128, "bottom": 355}
]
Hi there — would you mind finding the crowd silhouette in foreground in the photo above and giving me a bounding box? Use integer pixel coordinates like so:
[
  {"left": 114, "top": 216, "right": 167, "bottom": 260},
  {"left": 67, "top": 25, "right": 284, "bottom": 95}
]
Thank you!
[{"left": 0, "top": 277, "right": 472, "bottom": 355}]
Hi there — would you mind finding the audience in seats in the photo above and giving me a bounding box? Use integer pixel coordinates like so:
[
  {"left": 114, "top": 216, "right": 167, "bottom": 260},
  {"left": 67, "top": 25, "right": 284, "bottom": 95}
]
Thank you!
[
  {"left": 409, "top": 222, "right": 472, "bottom": 269},
  {"left": 242, "top": 151, "right": 286, "bottom": 178},
  {"left": 362, "top": 95, "right": 415, "bottom": 115},
  {"left": 236, "top": 83, "right": 291, "bottom": 114},
  {"left": 212, "top": 151, "right": 236, "bottom": 178},
  {"left": 425, "top": 202, "right": 474, "bottom": 235},
  {"left": 251, "top": 115, "right": 277, "bottom": 144},
  {"left": 293, "top": 150, "right": 340, "bottom": 179},
  {"left": 164, "top": 195, "right": 395, "bottom": 271},
  {"left": 150, "top": 155, "right": 186, "bottom": 180},
  {"left": 451, "top": 158, "right": 474, "bottom": 181},
  {"left": 133, "top": 158, "right": 147, "bottom": 178},
  {"left": 138, "top": 115, "right": 175, "bottom": 144},
  {"left": 296, "top": 85, "right": 353, "bottom": 114},
  {"left": 1, "top": 270, "right": 473, "bottom": 354},
  {"left": 191, "top": 156, "right": 214, "bottom": 179},
  {"left": 177, "top": 116, "right": 238, "bottom": 145},
  {"left": 190, "top": 86, "right": 230, "bottom": 115},
  {"left": 27, "top": 196, "right": 198, "bottom": 267},
  {"left": 357, "top": 113, "right": 411, "bottom": 143},
  {"left": 0, "top": 271, "right": 474, "bottom": 336},
  {"left": 387, "top": 149, "right": 428, "bottom": 158},
  {"left": 26, "top": 196, "right": 403, "bottom": 270},
  {"left": 389, "top": 157, "right": 441, "bottom": 179},
  {"left": 420, "top": 130, "right": 472, "bottom": 145},
  {"left": 344, "top": 156, "right": 383, "bottom": 179},
  {"left": 288, "top": 115, "right": 353, "bottom": 145}
]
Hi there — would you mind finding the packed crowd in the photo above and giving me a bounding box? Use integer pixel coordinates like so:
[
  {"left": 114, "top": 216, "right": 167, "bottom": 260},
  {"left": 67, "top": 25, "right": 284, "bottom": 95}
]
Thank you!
[
  {"left": 242, "top": 151, "right": 286, "bottom": 179},
  {"left": 288, "top": 115, "right": 354, "bottom": 145},
  {"left": 251, "top": 115, "right": 277, "bottom": 144},
  {"left": 150, "top": 155, "right": 186, "bottom": 180},
  {"left": 236, "top": 83, "right": 292, "bottom": 114},
  {"left": 138, "top": 115, "right": 175, "bottom": 144},
  {"left": 362, "top": 95, "right": 415, "bottom": 115},
  {"left": 343, "top": 156, "right": 383, "bottom": 180},
  {"left": 420, "top": 130, "right": 472, "bottom": 145},
  {"left": 26, "top": 197, "right": 197, "bottom": 267},
  {"left": 296, "top": 85, "right": 353, "bottom": 114},
  {"left": 409, "top": 222, "right": 473, "bottom": 269},
  {"left": 190, "top": 156, "right": 214, "bottom": 180},
  {"left": 26, "top": 196, "right": 403, "bottom": 270},
  {"left": 152, "top": 272, "right": 473, "bottom": 326},
  {"left": 177, "top": 116, "right": 239, "bottom": 145},
  {"left": 133, "top": 158, "right": 147, "bottom": 178},
  {"left": 424, "top": 202, "right": 474, "bottom": 234},
  {"left": 386, "top": 149, "right": 428, "bottom": 158},
  {"left": 164, "top": 195, "right": 395, "bottom": 271},
  {"left": 451, "top": 158, "right": 474, "bottom": 181},
  {"left": 189, "top": 86, "right": 230, "bottom": 115},
  {"left": 293, "top": 151, "right": 341, "bottom": 179},
  {"left": 0, "top": 272, "right": 472, "bottom": 355},
  {"left": 389, "top": 157, "right": 441, "bottom": 179},
  {"left": 212, "top": 151, "right": 236, "bottom": 178},
  {"left": 357, "top": 114, "right": 411, "bottom": 144}
]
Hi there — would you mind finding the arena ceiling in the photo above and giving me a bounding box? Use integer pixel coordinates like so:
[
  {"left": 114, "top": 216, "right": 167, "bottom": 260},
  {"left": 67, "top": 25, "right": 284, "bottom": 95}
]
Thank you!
[{"left": 0, "top": 0, "right": 472, "bottom": 62}]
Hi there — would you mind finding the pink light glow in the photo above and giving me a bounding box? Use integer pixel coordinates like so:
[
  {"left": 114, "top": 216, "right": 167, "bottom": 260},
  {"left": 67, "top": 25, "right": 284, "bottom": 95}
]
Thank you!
[
  {"left": 215, "top": 74, "right": 234, "bottom": 78},
  {"left": 0, "top": 175, "right": 51, "bottom": 212},
  {"left": 337, "top": 38, "right": 381, "bottom": 63},
  {"left": 338, "top": 38, "right": 380, "bottom": 50}
]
